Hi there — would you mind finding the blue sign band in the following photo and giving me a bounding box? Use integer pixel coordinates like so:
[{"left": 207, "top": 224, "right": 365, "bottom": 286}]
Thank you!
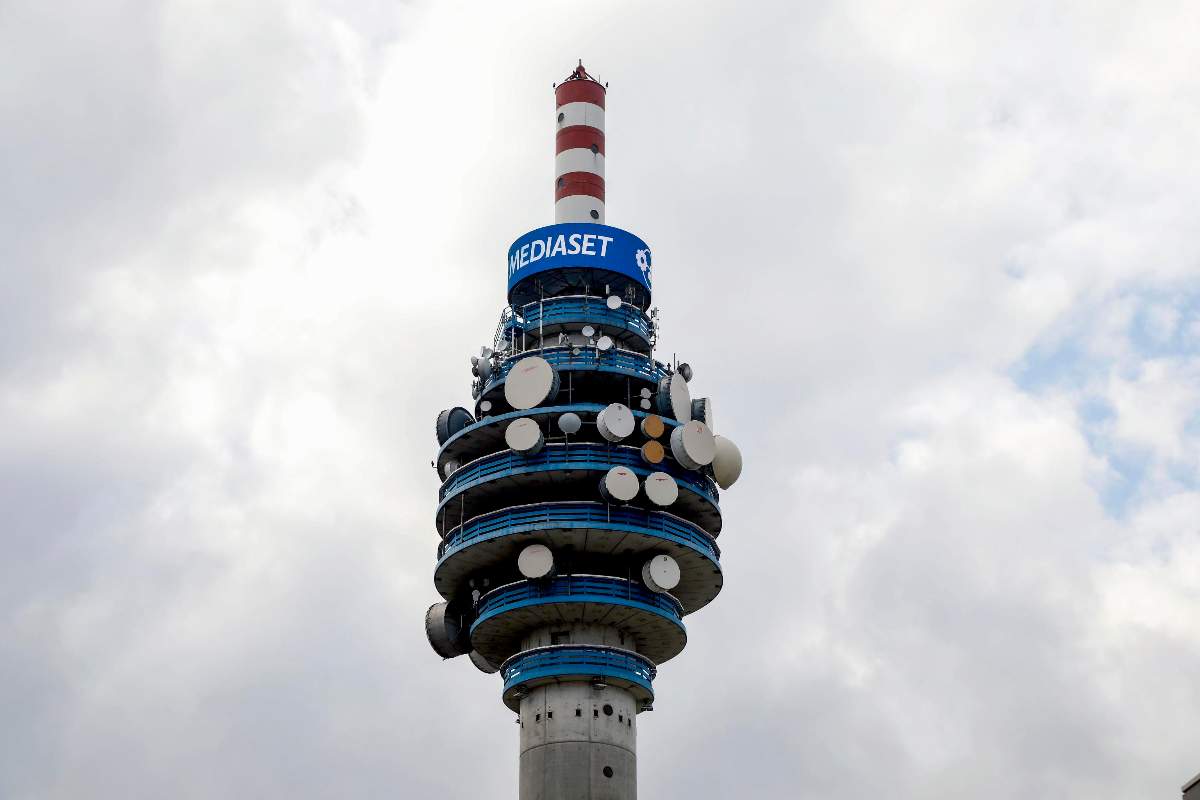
[{"left": 507, "top": 223, "right": 652, "bottom": 293}]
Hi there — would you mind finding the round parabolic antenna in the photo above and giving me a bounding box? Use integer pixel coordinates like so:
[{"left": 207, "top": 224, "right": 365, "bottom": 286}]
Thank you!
[
  {"left": 643, "top": 471, "right": 679, "bottom": 506},
  {"left": 597, "top": 403, "right": 635, "bottom": 442},
  {"left": 640, "top": 399, "right": 652, "bottom": 410},
  {"left": 581, "top": 325, "right": 595, "bottom": 338},
  {"left": 670, "top": 420, "right": 716, "bottom": 469},
  {"left": 442, "top": 460, "right": 460, "bottom": 479},
  {"left": 469, "top": 650, "right": 500, "bottom": 674},
  {"left": 657, "top": 373, "right": 692, "bottom": 422},
  {"left": 479, "top": 399, "right": 492, "bottom": 413},
  {"left": 599, "top": 466, "right": 639, "bottom": 503},
  {"left": 642, "top": 554, "right": 681, "bottom": 593},
  {"left": 557, "top": 412, "right": 582, "bottom": 435},
  {"left": 517, "top": 543, "right": 555, "bottom": 579},
  {"left": 436, "top": 407, "right": 475, "bottom": 445},
  {"left": 640, "top": 440, "right": 665, "bottom": 465},
  {"left": 677, "top": 362, "right": 694, "bottom": 382},
  {"left": 691, "top": 397, "right": 714, "bottom": 430},
  {"left": 505, "top": 417, "right": 544, "bottom": 455},
  {"left": 640, "top": 387, "right": 652, "bottom": 399},
  {"left": 712, "top": 434, "right": 743, "bottom": 489},
  {"left": 596, "top": 335, "right": 613, "bottom": 351},
  {"left": 640, "top": 414, "right": 665, "bottom": 439},
  {"left": 425, "top": 602, "right": 470, "bottom": 659},
  {"left": 504, "top": 356, "right": 559, "bottom": 410},
  {"left": 475, "top": 359, "right": 492, "bottom": 381},
  {"left": 606, "top": 295, "right": 622, "bottom": 310}
]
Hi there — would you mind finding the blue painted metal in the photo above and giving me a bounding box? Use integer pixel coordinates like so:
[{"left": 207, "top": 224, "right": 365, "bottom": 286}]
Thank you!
[
  {"left": 507, "top": 224, "right": 652, "bottom": 295},
  {"left": 473, "top": 575, "right": 684, "bottom": 635},
  {"left": 501, "top": 645, "right": 657, "bottom": 697},
  {"left": 437, "top": 443, "right": 720, "bottom": 508},
  {"left": 483, "top": 346, "right": 668, "bottom": 395},
  {"left": 437, "top": 502, "right": 720, "bottom": 564},
  {"left": 504, "top": 296, "right": 653, "bottom": 344}
]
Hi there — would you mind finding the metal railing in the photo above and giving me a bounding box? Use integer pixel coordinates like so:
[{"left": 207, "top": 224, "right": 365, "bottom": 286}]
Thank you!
[
  {"left": 500, "top": 644, "right": 657, "bottom": 696},
  {"left": 502, "top": 295, "right": 653, "bottom": 343},
  {"left": 484, "top": 346, "right": 669, "bottom": 394},
  {"left": 437, "top": 501, "right": 720, "bottom": 562},
  {"left": 437, "top": 443, "right": 719, "bottom": 506},
  {"left": 473, "top": 575, "right": 684, "bottom": 632}
]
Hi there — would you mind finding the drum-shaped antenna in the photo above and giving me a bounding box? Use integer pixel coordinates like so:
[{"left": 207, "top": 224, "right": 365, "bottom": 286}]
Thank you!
[
  {"left": 712, "top": 434, "right": 743, "bottom": 489},
  {"left": 640, "top": 440, "right": 665, "bottom": 465},
  {"left": 656, "top": 373, "right": 692, "bottom": 422},
  {"left": 643, "top": 471, "right": 679, "bottom": 506},
  {"left": 642, "top": 554, "right": 681, "bottom": 593},
  {"left": 606, "top": 295, "right": 622, "bottom": 310},
  {"left": 670, "top": 420, "right": 716, "bottom": 469},
  {"left": 640, "top": 414, "right": 665, "bottom": 439},
  {"left": 442, "top": 460, "right": 460, "bottom": 479},
  {"left": 581, "top": 325, "right": 595, "bottom": 338},
  {"left": 469, "top": 650, "right": 500, "bottom": 674},
  {"left": 596, "top": 403, "right": 635, "bottom": 442},
  {"left": 504, "top": 356, "right": 560, "bottom": 410},
  {"left": 598, "top": 466, "right": 639, "bottom": 503},
  {"left": 677, "top": 362, "right": 694, "bottom": 382},
  {"left": 476, "top": 359, "right": 493, "bottom": 381},
  {"left": 557, "top": 412, "right": 582, "bottom": 435},
  {"left": 596, "top": 335, "right": 613, "bottom": 351},
  {"left": 425, "top": 602, "right": 470, "bottom": 659},
  {"left": 436, "top": 407, "right": 475, "bottom": 445},
  {"left": 691, "top": 397, "right": 713, "bottom": 430},
  {"left": 505, "top": 417, "right": 544, "bottom": 455},
  {"left": 517, "top": 543, "right": 555, "bottom": 579}
]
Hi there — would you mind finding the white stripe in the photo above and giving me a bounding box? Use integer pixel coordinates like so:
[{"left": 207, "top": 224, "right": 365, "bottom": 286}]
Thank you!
[
  {"left": 556, "top": 101, "right": 605, "bottom": 133},
  {"left": 555, "top": 195, "right": 605, "bottom": 224},
  {"left": 555, "top": 148, "right": 605, "bottom": 179}
]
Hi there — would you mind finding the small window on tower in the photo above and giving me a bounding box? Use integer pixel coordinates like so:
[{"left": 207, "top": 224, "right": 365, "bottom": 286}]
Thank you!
[
  {"left": 590, "top": 209, "right": 599, "bottom": 219},
  {"left": 558, "top": 112, "right": 565, "bottom": 123},
  {"left": 590, "top": 144, "right": 599, "bottom": 154}
]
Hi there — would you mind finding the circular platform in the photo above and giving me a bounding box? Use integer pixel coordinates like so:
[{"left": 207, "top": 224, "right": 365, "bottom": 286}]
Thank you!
[{"left": 500, "top": 644, "right": 656, "bottom": 713}]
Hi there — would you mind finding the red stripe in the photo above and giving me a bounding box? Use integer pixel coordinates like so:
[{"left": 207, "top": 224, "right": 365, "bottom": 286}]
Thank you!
[
  {"left": 556, "top": 126, "right": 605, "bottom": 156},
  {"left": 555, "top": 172, "right": 605, "bottom": 201},
  {"left": 555, "top": 80, "right": 605, "bottom": 109}
]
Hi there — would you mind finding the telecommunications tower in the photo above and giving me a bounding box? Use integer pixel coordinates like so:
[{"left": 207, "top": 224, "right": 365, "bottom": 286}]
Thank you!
[{"left": 425, "top": 63, "right": 743, "bottom": 799}]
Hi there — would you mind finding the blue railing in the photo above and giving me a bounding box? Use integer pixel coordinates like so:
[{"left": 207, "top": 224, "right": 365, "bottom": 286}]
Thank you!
[
  {"left": 473, "top": 575, "right": 684, "bottom": 634},
  {"left": 485, "top": 346, "right": 668, "bottom": 394},
  {"left": 501, "top": 645, "right": 657, "bottom": 697},
  {"left": 438, "top": 502, "right": 720, "bottom": 563},
  {"left": 438, "top": 443, "right": 719, "bottom": 507},
  {"left": 503, "top": 296, "right": 652, "bottom": 343}
]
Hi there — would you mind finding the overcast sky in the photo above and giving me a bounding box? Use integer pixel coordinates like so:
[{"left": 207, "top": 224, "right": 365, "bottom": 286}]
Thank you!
[{"left": 2, "top": 1, "right": 1199, "bottom": 797}]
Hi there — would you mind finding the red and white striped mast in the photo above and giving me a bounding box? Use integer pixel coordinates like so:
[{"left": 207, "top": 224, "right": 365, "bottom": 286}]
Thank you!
[{"left": 554, "top": 62, "right": 606, "bottom": 224}]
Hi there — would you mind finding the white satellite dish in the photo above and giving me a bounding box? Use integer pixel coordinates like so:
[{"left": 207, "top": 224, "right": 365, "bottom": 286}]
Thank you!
[
  {"left": 479, "top": 400, "right": 493, "bottom": 413},
  {"left": 639, "top": 387, "right": 652, "bottom": 399},
  {"left": 643, "top": 471, "right": 679, "bottom": 506},
  {"left": 642, "top": 554, "right": 681, "bottom": 593},
  {"left": 606, "top": 295, "right": 622, "bottom": 310},
  {"left": 599, "top": 466, "right": 639, "bottom": 503},
  {"left": 640, "top": 440, "right": 665, "bottom": 465},
  {"left": 639, "top": 399, "right": 652, "bottom": 410},
  {"left": 442, "top": 460, "right": 460, "bottom": 479},
  {"left": 656, "top": 373, "right": 692, "bottom": 423},
  {"left": 557, "top": 412, "right": 582, "bottom": 435},
  {"left": 670, "top": 420, "right": 716, "bottom": 469},
  {"left": 581, "top": 325, "right": 595, "bottom": 338},
  {"left": 518, "top": 543, "right": 555, "bottom": 579},
  {"left": 504, "top": 356, "right": 560, "bottom": 410},
  {"left": 596, "top": 335, "right": 613, "bottom": 351},
  {"left": 596, "top": 403, "right": 635, "bottom": 442},
  {"left": 469, "top": 650, "right": 500, "bottom": 674},
  {"left": 712, "top": 434, "right": 743, "bottom": 489},
  {"left": 505, "top": 417, "right": 544, "bottom": 455}
]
